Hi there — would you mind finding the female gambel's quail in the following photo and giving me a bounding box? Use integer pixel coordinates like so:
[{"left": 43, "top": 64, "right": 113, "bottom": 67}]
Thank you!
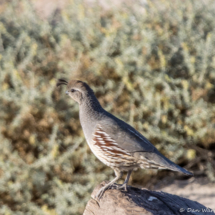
[{"left": 57, "top": 79, "right": 193, "bottom": 200}]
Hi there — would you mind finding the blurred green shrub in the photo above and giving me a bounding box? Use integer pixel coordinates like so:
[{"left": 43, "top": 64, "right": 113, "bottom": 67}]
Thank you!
[{"left": 0, "top": 0, "right": 215, "bottom": 214}]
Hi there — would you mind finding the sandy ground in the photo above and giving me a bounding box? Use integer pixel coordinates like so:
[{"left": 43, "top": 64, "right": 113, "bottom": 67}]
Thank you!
[{"left": 155, "top": 177, "right": 215, "bottom": 211}]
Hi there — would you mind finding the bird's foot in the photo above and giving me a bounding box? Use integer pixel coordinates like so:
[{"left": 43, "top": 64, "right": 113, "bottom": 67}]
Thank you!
[
  {"left": 115, "top": 183, "right": 128, "bottom": 191},
  {"left": 95, "top": 183, "right": 126, "bottom": 200},
  {"left": 95, "top": 186, "right": 107, "bottom": 200},
  {"left": 109, "top": 183, "right": 120, "bottom": 189}
]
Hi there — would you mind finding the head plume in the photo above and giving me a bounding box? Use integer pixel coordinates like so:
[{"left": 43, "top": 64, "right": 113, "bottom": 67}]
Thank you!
[{"left": 56, "top": 79, "right": 68, "bottom": 87}]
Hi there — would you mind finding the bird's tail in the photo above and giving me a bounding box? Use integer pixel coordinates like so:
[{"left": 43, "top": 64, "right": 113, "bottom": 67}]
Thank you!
[
  {"left": 137, "top": 150, "right": 193, "bottom": 176},
  {"left": 166, "top": 161, "right": 193, "bottom": 175}
]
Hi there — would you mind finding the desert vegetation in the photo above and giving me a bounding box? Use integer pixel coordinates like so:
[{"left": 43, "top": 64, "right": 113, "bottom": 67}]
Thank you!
[{"left": 0, "top": 0, "right": 215, "bottom": 214}]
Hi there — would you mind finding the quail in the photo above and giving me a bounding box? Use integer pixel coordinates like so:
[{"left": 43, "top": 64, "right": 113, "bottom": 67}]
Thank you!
[{"left": 57, "top": 79, "right": 193, "bottom": 200}]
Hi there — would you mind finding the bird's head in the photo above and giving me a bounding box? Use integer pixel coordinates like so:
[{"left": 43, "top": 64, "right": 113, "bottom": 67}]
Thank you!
[{"left": 56, "top": 79, "right": 94, "bottom": 104}]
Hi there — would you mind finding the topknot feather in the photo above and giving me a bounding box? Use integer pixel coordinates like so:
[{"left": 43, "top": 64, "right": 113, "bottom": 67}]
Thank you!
[{"left": 56, "top": 79, "right": 68, "bottom": 87}]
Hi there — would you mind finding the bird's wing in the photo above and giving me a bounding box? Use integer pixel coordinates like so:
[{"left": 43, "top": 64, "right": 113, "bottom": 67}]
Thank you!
[
  {"left": 94, "top": 117, "right": 192, "bottom": 176},
  {"left": 97, "top": 117, "right": 155, "bottom": 153}
]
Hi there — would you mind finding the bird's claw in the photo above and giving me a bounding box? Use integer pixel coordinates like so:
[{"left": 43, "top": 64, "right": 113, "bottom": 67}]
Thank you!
[
  {"left": 95, "top": 183, "right": 128, "bottom": 201},
  {"left": 95, "top": 187, "right": 106, "bottom": 200},
  {"left": 115, "top": 183, "right": 128, "bottom": 191}
]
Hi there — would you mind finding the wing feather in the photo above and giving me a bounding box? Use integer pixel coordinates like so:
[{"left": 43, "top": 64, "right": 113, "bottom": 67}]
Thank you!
[{"left": 98, "top": 117, "right": 155, "bottom": 153}]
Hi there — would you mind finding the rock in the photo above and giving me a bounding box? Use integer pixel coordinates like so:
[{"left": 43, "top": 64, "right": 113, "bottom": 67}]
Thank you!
[{"left": 84, "top": 181, "right": 215, "bottom": 215}]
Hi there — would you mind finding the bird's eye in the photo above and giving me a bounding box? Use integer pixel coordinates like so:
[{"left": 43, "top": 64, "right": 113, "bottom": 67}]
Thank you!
[{"left": 71, "top": 89, "right": 76, "bottom": 93}]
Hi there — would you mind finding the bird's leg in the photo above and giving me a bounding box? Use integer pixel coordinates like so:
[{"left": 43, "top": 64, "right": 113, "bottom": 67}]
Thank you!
[
  {"left": 95, "top": 169, "right": 122, "bottom": 200},
  {"left": 116, "top": 170, "right": 132, "bottom": 191}
]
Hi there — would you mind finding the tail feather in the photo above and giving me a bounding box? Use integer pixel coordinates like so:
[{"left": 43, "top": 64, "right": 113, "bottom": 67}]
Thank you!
[
  {"left": 168, "top": 163, "right": 193, "bottom": 176},
  {"left": 137, "top": 150, "right": 193, "bottom": 176}
]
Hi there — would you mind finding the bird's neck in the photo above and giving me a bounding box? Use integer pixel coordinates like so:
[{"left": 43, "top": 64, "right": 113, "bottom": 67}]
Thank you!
[
  {"left": 80, "top": 93, "right": 103, "bottom": 115},
  {"left": 79, "top": 94, "right": 104, "bottom": 141}
]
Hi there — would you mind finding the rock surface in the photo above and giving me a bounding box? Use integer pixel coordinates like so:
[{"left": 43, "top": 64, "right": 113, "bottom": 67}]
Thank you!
[{"left": 84, "top": 181, "right": 215, "bottom": 215}]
